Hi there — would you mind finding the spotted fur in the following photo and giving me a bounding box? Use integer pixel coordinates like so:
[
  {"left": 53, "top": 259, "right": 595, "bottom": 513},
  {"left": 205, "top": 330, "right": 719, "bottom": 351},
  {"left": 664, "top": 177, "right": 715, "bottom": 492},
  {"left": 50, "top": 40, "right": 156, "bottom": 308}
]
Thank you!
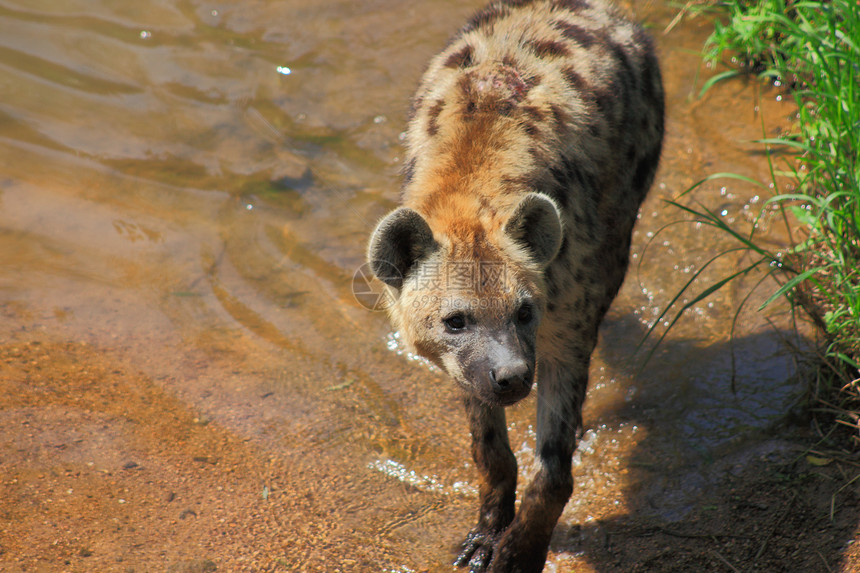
[{"left": 368, "top": 0, "right": 663, "bottom": 571}]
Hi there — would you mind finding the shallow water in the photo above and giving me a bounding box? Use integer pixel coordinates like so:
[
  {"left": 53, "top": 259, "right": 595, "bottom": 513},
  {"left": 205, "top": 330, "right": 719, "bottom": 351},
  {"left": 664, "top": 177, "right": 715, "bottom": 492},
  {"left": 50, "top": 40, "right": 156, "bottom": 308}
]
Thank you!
[{"left": 0, "top": 0, "right": 808, "bottom": 570}]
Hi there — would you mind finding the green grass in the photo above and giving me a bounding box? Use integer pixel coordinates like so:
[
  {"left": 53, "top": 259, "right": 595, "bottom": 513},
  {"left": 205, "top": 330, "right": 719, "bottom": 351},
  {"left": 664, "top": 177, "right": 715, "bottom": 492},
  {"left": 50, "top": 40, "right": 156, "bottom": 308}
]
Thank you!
[{"left": 663, "top": 0, "right": 860, "bottom": 448}]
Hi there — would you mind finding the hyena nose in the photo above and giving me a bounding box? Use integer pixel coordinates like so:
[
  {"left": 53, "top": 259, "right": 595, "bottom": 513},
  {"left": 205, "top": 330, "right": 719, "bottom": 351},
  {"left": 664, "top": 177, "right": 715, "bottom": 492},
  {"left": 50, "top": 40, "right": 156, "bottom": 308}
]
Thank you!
[{"left": 489, "top": 363, "right": 531, "bottom": 397}]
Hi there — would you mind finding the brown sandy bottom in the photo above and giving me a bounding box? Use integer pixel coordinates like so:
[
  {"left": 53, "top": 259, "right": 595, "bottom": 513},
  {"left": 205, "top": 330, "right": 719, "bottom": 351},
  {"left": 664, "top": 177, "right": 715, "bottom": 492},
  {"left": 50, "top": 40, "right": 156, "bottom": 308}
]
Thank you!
[{"left": 1, "top": 335, "right": 858, "bottom": 572}]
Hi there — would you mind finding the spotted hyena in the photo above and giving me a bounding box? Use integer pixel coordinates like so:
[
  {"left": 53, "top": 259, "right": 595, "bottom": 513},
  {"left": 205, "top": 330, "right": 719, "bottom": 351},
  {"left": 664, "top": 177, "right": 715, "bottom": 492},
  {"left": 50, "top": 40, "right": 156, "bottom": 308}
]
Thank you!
[{"left": 367, "top": 0, "right": 663, "bottom": 570}]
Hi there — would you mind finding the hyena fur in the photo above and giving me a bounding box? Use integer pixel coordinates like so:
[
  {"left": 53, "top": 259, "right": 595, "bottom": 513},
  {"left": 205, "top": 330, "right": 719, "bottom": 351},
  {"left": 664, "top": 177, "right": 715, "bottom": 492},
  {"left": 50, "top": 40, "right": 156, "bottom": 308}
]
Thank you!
[{"left": 367, "top": 0, "right": 663, "bottom": 571}]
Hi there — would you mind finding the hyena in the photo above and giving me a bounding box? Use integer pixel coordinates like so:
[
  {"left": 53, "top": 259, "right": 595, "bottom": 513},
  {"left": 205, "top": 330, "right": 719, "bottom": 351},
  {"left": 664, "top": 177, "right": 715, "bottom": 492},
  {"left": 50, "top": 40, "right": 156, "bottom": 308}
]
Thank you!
[{"left": 367, "top": 0, "right": 663, "bottom": 571}]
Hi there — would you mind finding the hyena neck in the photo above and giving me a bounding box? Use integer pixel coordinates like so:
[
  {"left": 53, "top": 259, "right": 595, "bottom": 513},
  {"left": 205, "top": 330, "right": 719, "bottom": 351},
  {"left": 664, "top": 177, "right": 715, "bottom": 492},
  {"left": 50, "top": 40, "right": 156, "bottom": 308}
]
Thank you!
[
  {"left": 403, "top": 121, "right": 534, "bottom": 251},
  {"left": 401, "top": 53, "right": 565, "bottom": 246}
]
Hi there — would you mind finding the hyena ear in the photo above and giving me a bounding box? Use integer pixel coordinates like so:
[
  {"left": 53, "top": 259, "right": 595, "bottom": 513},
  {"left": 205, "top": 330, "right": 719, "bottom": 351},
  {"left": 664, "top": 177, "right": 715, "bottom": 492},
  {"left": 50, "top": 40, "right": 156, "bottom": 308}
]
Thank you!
[
  {"left": 504, "top": 193, "right": 563, "bottom": 267},
  {"left": 368, "top": 207, "right": 438, "bottom": 290}
]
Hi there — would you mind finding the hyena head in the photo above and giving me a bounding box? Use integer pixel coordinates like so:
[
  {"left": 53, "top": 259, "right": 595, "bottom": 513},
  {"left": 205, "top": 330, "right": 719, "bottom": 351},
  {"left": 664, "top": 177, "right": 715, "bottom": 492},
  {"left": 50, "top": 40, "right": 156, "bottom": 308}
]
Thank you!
[{"left": 368, "top": 193, "right": 562, "bottom": 406}]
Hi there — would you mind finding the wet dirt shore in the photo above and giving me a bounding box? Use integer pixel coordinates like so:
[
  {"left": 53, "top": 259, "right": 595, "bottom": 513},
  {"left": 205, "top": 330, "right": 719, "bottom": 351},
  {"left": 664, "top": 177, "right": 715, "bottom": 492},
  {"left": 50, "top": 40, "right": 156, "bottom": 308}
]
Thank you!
[{"left": 1, "top": 0, "right": 858, "bottom": 571}]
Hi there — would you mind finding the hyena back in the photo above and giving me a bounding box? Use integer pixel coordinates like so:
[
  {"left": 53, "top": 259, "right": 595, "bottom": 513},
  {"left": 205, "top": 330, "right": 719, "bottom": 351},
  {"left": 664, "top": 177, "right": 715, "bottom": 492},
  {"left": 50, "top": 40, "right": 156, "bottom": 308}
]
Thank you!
[{"left": 368, "top": 0, "right": 663, "bottom": 571}]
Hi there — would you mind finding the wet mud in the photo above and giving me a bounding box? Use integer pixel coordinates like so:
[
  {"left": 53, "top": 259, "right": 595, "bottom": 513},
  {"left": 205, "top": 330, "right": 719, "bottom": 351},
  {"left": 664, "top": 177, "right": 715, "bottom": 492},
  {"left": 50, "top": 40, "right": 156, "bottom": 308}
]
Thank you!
[{"left": 1, "top": 0, "right": 858, "bottom": 571}]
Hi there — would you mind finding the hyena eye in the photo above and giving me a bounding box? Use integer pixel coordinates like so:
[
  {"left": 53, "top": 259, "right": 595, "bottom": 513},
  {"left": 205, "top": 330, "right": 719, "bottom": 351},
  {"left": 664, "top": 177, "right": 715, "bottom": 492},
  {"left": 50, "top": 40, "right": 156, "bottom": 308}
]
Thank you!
[
  {"left": 517, "top": 303, "right": 534, "bottom": 325},
  {"left": 443, "top": 313, "right": 467, "bottom": 332}
]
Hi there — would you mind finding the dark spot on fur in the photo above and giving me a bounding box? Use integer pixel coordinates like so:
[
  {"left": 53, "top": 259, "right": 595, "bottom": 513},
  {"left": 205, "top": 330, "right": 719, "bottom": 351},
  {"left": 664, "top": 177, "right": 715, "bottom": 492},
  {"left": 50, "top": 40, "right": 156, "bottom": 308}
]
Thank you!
[
  {"left": 524, "top": 73, "right": 542, "bottom": 90},
  {"left": 456, "top": 75, "right": 481, "bottom": 117},
  {"left": 426, "top": 100, "right": 444, "bottom": 136},
  {"left": 548, "top": 156, "right": 600, "bottom": 214},
  {"left": 524, "top": 120, "right": 540, "bottom": 137},
  {"left": 457, "top": 73, "right": 472, "bottom": 95},
  {"left": 574, "top": 269, "right": 585, "bottom": 283},
  {"left": 527, "top": 39, "right": 571, "bottom": 59},
  {"left": 501, "top": 175, "right": 533, "bottom": 193},
  {"left": 545, "top": 267, "right": 559, "bottom": 299},
  {"left": 607, "top": 43, "right": 635, "bottom": 114},
  {"left": 539, "top": 439, "right": 574, "bottom": 475},
  {"left": 549, "top": 104, "right": 569, "bottom": 128},
  {"left": 553, "top": 0, "right": 590, "bottom": 11},
  {"left": 408, "top": 95, "right": 424, "bottom": 121},
  {"left": 402, "top": 156, "right": 416, "bottom": 186},
  {"left": 547, "top": 169, "right": 571, "bottom": 209},
  {"left": 463, "top": 5, "right": 508, "bottom": 33},
  {"left": 502, "top": 54, "right": 518, "bottom": 68},
  {"left": 497, "top": 99, "right": 515, "bottom": 116},
  {"left": 528, "top": 146, "right": 543, "bottom": 163},
  {"left": 609, "top": 42, "right": 635, "bottom": 83},
  {"left": 583, "top": 215, "right": 597, "bottom": 239},
  {"left": 552, "top": 20, "right": 595, "bottom": 48},
  {"left": 547, "top": 301, "right": 556, "bottom": 312},
  {"left": 445, "top": 44, "right": 474, "bottom": 69},
  {"left": 522, "top": 105, "right": 544, "bottom": 123},
  {"left": 594, "top": 89, "right": 613, "bottom": 117},
  {"left": 561, "top": 66, "right": 587, "bottom": 92}
]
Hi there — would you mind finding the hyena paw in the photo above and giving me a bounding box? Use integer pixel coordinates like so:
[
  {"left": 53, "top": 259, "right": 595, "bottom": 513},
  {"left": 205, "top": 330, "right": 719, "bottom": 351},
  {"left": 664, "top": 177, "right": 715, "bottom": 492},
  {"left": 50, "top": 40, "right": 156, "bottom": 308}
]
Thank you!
[{"left": 454, "top": 527, "right": 501, "bottom": 572}]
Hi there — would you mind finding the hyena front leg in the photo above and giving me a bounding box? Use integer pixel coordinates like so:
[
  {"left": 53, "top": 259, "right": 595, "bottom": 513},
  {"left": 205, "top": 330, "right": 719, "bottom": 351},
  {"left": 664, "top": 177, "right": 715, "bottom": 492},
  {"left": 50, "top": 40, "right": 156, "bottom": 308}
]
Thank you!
[
  {"left": 456, "top": 395, "right": 518, "bottom": 571},
  {"left": 488, "top": 359, "right": 588, "bottom": 572}
]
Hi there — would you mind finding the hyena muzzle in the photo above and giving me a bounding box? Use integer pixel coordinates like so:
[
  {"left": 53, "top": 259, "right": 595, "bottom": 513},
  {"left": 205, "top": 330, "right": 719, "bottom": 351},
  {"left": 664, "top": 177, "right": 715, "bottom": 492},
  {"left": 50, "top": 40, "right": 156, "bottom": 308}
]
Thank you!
[{"left": 367, "top": 0, "right": 663, "bottom": 571}]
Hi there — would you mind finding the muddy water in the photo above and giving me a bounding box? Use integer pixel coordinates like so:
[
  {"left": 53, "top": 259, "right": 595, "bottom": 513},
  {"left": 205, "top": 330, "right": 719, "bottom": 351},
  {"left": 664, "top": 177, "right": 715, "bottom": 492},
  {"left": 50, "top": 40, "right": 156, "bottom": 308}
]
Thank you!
[{"left": 0, "top": 1, "right": 806, "bottom": 571}]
